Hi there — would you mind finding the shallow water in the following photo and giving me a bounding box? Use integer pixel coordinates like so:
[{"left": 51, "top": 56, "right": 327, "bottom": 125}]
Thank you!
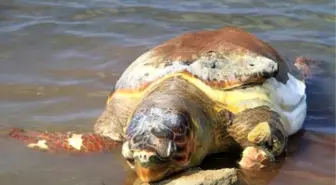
[{"left": 0, "top": 0, "right": 335, "bottom": 185}]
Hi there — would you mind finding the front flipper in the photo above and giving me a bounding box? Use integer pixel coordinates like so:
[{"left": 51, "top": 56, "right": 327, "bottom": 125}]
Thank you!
[
  {"left": 8, "top": 128, "right": 122, "bottom": 153},
  {"left": 294, "top": 56, "right": 322, "bottom": 79},
  {"left": 227, "top": 106, "right": 287, "bottom": 170}
]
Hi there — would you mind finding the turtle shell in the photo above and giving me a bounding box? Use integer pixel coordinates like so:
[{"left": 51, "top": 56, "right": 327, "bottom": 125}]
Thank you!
[
  {"left": 115, "top": 26, "right": 292, "bottom": 93},
  {"left": 97, "top": 26, "right": 305, "bottom": 142}
]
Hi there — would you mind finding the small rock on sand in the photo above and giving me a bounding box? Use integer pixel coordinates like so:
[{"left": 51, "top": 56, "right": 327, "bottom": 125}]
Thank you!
[{"left": 133, "top": 168, "right": 239, "bottom": 185}]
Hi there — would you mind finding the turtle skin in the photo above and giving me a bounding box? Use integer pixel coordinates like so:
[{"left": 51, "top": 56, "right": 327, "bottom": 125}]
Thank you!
[{"left": 7, "top": 26, "right": 319, "bottom": 183}]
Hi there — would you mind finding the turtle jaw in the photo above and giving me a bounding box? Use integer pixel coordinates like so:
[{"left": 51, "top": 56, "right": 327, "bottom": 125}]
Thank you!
[
  {"left": 122, "top": 144, "right": 181, "bottom": 182},
  {"left": 135, "top": 163, "right": 169, "bottom": 183},
  {"left": 121, "top": 141, "right": 187, "bottom": 183},
  {"left": 132, "top": 152, "right": 173, "bottom": 183}
]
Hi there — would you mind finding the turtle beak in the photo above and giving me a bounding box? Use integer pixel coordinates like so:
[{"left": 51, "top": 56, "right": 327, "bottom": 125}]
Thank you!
[
  {"left": 133, "top": 151, "right": 171, "bottom": 183},
  {"left": 134, "top": 160, "right": 170, "bottom": 182},
  {"left": 122, "top": 136, "right": 178, "bottom": 182}
]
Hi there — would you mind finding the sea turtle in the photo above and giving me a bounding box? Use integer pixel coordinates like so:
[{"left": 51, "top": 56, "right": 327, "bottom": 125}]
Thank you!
[{"left": 8, "top": 26, "right": 317, "bottom": 183}]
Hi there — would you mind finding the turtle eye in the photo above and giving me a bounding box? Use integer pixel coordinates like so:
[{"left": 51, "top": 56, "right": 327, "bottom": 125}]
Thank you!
[
  {"left": 169, "top": 112, "right": 190, "bottom": 134},
  {"left": 166, "top": 113, "right": 194, "bottom": 165}
]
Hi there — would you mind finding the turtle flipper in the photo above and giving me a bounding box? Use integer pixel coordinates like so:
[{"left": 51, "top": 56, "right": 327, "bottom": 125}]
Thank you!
[
  {"left": 8, "top": 128, "right": 122, "bottom": 153},
  {"left": 227, "top": 106, "right": 287, "bottom": 170},
  {"left": 294, "top": 56, "right": 322, "bottom": 79}
]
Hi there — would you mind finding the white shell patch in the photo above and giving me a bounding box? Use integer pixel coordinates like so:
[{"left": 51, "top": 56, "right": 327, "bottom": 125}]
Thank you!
[
  {"left": 263, "top": 73, "right": 307, "bottom": 135},
  {"left": 67, "top": 134, "right": 83, "bottom": 150},
  {"left": 115, "top": 50, "right": 278, "bottom": 90},
  {"left": 27, "top": 140, "right": 49, "bottom": 150}
]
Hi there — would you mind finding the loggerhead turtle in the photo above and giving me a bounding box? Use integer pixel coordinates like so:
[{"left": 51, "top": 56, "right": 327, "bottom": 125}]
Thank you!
[{"left": 8, "top": 26, "right": 316, "bottom": 183}]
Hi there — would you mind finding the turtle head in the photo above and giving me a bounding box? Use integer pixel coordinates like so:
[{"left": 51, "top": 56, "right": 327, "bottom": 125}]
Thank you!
[{"left": 122, "top": 106, "right": 204, "bottom": 182}]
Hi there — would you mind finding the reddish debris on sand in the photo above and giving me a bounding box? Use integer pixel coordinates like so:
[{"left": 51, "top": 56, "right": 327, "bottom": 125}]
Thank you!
[{"left": 8, "top": 128, "right": 121, "bottom": 153}]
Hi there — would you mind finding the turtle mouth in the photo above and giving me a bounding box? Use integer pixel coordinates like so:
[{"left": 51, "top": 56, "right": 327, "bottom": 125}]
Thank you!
[
  {"left": 133, "top": 153, "right": 172, "bottom": 183},
  {"left": 126, "top": 149, "right": 170, "bottom": 168},
  {"left": 124, "top": 148, "right": 175, "bottom": 183},
  {"left": 121, "top": 140, "right": 192, "bottom": 182},
  {"left": 134, "top": 160, "right": 172, "bottom": 183}
]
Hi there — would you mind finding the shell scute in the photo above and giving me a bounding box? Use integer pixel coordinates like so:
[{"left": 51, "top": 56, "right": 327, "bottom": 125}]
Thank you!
[{"left": 115, "top": 26, "right": 287, "bottom": 92}]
